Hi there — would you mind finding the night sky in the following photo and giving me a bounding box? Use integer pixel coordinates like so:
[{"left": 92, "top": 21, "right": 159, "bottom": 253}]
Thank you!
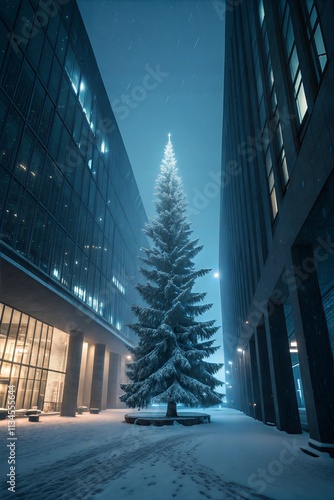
[{"left": 77, "top": 0, "right": 226, "bottom": 376}]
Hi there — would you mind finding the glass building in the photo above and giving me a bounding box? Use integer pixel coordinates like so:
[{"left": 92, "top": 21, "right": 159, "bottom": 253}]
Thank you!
[
  {"left": 220, "top": 0, "right": 334, "bottom": 456},
  {"left": 0, "top": 0, "right": 148, "bottom": 416}
]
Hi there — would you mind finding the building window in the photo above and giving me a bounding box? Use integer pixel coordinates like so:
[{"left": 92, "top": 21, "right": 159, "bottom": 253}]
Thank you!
[
  {"left": 257, "top": 0, "right": 289, "bottom": 217},
  {"left": 1, "top": 48, "right": 22, "bottom": 99},
  {"left": 277, "top": 0, "right": 308, "bottom": 123},
  {"left": 13, "top": 61, "right": 35, "bottom": 118},
  {"left": 28, "top": 81, "right": 45, "bottom": 133},
  {"left": 265, "top": 147, "right": 278, "bottom": 220},
  {"left": 302, "top": 0, "right": 327, "bottom": 84},
  {"left": 0, "top": 108, "right": 23, "bottom": 169}
]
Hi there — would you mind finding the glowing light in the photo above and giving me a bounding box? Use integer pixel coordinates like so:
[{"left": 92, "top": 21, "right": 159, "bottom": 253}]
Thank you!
[{"left": 213, "top": 272, "right": 219, "bottom": 279}]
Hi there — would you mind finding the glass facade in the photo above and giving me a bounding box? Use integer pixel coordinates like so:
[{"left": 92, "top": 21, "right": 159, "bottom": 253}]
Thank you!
[
  {"left": 0, "top": 0, "right": 147, "bottom": 344},
  {"left": 0, "top": 302, "right": 67, "bottom": 411}
]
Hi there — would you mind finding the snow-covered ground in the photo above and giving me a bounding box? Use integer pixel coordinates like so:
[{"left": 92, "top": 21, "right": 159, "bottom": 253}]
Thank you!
[{"left": 0, "top": 407, "right": 333, "bottom": 499}]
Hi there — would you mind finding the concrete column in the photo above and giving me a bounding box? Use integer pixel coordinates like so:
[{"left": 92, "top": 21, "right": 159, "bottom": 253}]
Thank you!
[
  {"left": 234, "top": 361, "right": 242, "bottom": 411},
  {"left": 101, "top": 351, "right": 110, "bottom": 410},
  {"left": 90, "top": 344, "right": 106, "bottom": 410},
  {"left": 255, "top": 326, "right": 276, "bottom": 425},
  {"left": 60, "top": 330, "right": 84, "bottom": 417},
  {"left": 107, "top": 352, "right": 122, "bottom": 408},
  {"left": 265, "top": 303, "right": 302, "bottom": 434},
  {"left": 77, "top": 342, "right": 88, "bottom": 406},
  {"left": 82, "top": 344, "right": 95, "bottom": 406},
  {"left": 249, "top": 337, "right": 262, "bottom": 421},
  {"left": 245, "top": 346, "right": 254, "bottom": 417},
  {"left": 238, "top": 355, "right": 246, "bottom": 413},
  {"left": 290, "top": 246, "right": 334, "bottom": 455}
]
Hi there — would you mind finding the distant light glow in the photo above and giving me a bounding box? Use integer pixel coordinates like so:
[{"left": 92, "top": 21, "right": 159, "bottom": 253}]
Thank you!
[
  {"left": 213, "top": 272, "right": 219, "bottom": 279},
  {"left": 237, "top": 348, "right": 243, "bottom": 352},
  {"left": 228, "top": 361, "right": 233, "bottom": 365}
]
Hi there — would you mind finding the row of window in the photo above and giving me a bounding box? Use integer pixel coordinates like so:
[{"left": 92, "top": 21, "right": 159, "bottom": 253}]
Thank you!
[
  {"left": 257, "top": 0, "right": 328, "bottom": 222},
  {"left": 0, "top": 175, "right": 134, "bottom": 333},
  {"left": 221, "top": 0, "right": 329, "bottom": 327},
  {"left": 0, "top": 3, "right": 144, "bottom": 256}
]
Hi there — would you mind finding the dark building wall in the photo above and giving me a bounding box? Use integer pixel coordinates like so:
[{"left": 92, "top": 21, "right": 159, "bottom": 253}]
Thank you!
[{"left": 220, "top": 0, "right": 334, "bottom": 454}]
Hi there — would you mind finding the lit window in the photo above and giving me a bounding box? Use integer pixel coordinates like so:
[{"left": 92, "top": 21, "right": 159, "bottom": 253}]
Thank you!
[
  {"left": 265, "top": 148, "right": 278, "bottom": 220},
  {"left": 278, "top": 1, "right": 308, "bottom": 123},
  {"left": 112, "top": 276, "right": 125, "bottom": 294},
  {"left": 258, "top": 0, "right": 265, "bottom": 25}
]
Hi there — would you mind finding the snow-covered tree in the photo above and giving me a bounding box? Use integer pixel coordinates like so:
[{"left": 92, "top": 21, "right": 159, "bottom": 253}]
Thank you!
[{"left": 120, "top": 134, "right": 223, "bottom": 417}]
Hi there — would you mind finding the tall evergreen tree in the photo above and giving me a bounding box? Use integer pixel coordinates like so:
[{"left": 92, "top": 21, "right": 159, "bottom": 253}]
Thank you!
[{"left": 120, "top": 134, "right": 223, "bottom": 417}]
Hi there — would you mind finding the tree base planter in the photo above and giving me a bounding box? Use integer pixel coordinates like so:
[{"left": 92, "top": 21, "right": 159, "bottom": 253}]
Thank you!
[{"left": 124, "top": 412, "right": 211, "bottom": 426}]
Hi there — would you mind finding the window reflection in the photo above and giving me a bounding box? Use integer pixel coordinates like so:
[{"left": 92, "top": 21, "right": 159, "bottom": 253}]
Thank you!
[{"left": 0, "top": 304, "right": 67, "bottom": 411}]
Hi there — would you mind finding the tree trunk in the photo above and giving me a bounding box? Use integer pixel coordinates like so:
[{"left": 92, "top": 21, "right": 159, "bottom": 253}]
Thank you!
[{"left": 166, "top": 401, "right": 177, "bottom": 417}]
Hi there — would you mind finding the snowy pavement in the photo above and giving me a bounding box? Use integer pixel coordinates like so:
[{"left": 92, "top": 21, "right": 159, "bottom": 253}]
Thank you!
[{"left": 0, "top": 407, "right": 333, "bottom": 499}]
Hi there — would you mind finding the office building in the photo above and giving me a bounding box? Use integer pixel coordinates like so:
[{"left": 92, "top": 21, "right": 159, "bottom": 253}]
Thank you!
[
  {"left": 220, "top": 0, "right": 334, "bottom": 455},
  {"left": 0, "top": 0, "right": 147, "bottom": 416}
]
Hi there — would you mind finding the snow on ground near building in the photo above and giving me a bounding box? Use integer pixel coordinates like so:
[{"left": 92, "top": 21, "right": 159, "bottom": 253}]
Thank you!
[{"left": 0, "top": 408, "right": 333, "bottom": 500}]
